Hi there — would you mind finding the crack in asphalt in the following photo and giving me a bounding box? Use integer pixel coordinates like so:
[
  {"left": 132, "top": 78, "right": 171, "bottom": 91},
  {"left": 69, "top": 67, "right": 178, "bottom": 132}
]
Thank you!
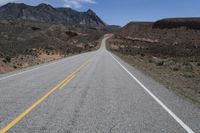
[{"left": 65, "top": 86, "right": 90, "bottom": 133}]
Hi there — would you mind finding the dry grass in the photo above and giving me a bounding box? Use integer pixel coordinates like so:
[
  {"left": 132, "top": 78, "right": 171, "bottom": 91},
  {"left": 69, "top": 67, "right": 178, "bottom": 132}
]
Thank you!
[
  {"left": 0, "top": 21, "right": 103, "bottom": 73},
  {"left": 107, "top": 38, "right": 200, "bottom": 104}
]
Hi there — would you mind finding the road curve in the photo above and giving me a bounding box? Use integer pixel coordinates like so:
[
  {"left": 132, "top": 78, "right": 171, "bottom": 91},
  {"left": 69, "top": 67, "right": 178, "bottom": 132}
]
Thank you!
[{"left": 0, "top": 37, "right": 200, "bottom": 133}]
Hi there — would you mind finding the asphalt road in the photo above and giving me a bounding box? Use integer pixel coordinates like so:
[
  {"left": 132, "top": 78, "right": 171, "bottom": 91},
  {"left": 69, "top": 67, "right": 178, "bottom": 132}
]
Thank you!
[{"left": 0, "top": 37, "right": 200, "bottom": 133}]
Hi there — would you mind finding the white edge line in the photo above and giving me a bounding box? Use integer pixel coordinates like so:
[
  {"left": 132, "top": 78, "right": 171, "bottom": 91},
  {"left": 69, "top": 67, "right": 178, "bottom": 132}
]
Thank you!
[
  {"left": 0, "top": 53, "right": 85, "bottom": 81},
  {"left": 0, "top": 60, "right": 62, "bottom": 81},
  {"left": 109, "top": 52, "right": 194, "bottom": 133}
]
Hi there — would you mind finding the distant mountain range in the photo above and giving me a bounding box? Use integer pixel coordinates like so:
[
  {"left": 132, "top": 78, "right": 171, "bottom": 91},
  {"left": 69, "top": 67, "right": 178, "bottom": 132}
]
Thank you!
[{"left": 0, "top": 3, "right": 106, "bottom": 27}]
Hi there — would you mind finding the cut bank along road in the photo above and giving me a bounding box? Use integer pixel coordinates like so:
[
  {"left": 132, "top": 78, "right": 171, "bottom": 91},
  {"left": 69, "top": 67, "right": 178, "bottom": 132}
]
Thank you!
[{"left": 0, "top": 36, "right": 199, "bottom": 133}]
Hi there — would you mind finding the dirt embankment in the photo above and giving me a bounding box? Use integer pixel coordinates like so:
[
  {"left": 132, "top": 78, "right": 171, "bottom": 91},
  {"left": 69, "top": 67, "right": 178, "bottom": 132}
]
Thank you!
[
  {"left": 0, "top": 21, "right": 103, "bottom": 73},
  {"left": 108, "top": 21, "right": 200, "bottom": 104}
]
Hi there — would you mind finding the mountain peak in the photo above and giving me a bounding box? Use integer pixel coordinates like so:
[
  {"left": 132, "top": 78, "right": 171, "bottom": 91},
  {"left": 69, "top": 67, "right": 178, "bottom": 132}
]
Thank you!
[
  {"left": 0, "top": 3, "right": 106, "bottom": 27},
  {"left": 37, "top": 3, "right": 50, "bottom": 7},
  {"left": 86, "top": 9, "right": 96, "bottom": 15},
  {"left": 1, "top": 2, "right": 27, "bottom": 8},
  {"left": 36, "top": 3, "right": 54, "bottom": 9}
]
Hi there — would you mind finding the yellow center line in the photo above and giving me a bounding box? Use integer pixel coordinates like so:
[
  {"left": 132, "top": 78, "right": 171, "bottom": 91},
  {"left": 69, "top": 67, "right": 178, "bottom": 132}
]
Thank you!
[
  {"left": 59, "top": 74, "right": 76, "bottom": 89},
  {"left": 0, "top": 59, "right": 90, "bottom": 133}
]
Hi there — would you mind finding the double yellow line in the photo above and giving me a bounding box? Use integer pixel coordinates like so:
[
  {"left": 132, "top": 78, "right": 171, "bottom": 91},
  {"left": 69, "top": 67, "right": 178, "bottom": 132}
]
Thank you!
[{"left": 0, "top": 60, "right": 90, "bottom": 133}]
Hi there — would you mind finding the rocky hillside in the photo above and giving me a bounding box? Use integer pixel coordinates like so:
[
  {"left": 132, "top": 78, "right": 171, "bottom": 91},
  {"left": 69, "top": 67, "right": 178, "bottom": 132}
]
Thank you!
[
  {"left": 0, "top": 3, "right": 107, "bottom": 73},
  {"left": 119, "top": 22, "right": 153, "bottom": 37},
  {"left": 153, "top": 18, "right": 200, "bottom": 30},
  {"left": 117, "top": 20, "right": 200, "bottom": 57},
  {"left": 108, "top": 18, "right": 200, "bottom": 103},
  {"left": 0, "top": 3, "right": 106, "bottom": 27},
  {"left": 0, "top": 20, "right": 103, "bottom": 73}
]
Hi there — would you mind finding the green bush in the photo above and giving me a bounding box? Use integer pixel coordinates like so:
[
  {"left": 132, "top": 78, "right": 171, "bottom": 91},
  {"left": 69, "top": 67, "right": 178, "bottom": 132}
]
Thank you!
[
  {"left": 148, "top": 59, "right": 153, "bottom": 63},
  {"left": 155, "top": 60, "right": 164, "bottom": 66},
  {"left": 5, "top": 56, "right": 11, "bottom": 63},
  {"left": 170, "top": 64, "right": 180, "bottom": 71},
  {"left": 183, "top": 72, "right": 194, "bottom": 78},
  {"left": 182, "top": 65, "right": 193, "bottom": 72}
]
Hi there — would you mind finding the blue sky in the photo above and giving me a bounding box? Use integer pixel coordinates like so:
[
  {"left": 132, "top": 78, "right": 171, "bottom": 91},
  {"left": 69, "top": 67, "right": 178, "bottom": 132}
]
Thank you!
[{"left": 0, "top": 0, "right": 199, "bottom": 26}]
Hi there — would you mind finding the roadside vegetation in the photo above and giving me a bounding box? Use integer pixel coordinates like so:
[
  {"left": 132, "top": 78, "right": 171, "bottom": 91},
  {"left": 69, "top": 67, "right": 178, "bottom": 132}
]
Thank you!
[
  {"left": 107, "top": 19, "right": 200, "bottom": 104},
  {"left": 0, "top": 20, "right": 104, "bottom": 73}
]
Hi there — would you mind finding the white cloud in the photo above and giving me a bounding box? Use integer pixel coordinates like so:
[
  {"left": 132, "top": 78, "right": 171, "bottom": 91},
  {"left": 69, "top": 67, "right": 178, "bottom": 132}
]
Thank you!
[
  {"left": 63, "top": 0, "right": 96, "bottom": 8},
  {"left": 0, "top": 0, "right": 17, "bottom": 5}
]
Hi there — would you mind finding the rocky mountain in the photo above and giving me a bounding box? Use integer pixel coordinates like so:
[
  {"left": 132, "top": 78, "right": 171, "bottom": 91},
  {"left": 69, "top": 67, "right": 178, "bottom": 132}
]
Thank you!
[
  {"left": 0, "top": 3, "right": 106, "bottom": 27},
  {"left": 119, "top": 22, "right": 153, "bottom": 36},
  {"left": 113, "top": 20, "right": 200, "bottom": 57}
]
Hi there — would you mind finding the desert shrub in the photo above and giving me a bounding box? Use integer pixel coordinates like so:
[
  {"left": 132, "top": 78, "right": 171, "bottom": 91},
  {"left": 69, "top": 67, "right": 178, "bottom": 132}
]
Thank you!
[
  {"left": 31, "top": 27, "right": 41, "bottom": 31},
  {"left": 148, "top": 59, "right": 153, "bottom": 63},
  {"left": 155, "top": 60, "right": 164, "bottom": 66},
  {"left": 2, "top": 59, "right": 7, "bottom": 63},
  {"left": 46, "top": 51, "right": 50, "bottom": 55},
  {"left": 152, "top": 57, "right": 164, "bottom": 66},
  {"left": 5, "top": 56, "right": 11, "bottom": 62},
  {"left": 170, "top": 64, "right": 180, "bottom": 71},
  {"left": 182, "top": 64, "right": 193, "bottom": 72},
  {"left": 65, "top": 31, "right": 78, "bottom": 37},
  {"left": 183, "top": 72, "right": 194, "bottom": 78},
  {"left": 182, "top": 61, "right": 189, "bottom": 66},
  {"left": 140, "top": 53, "right": 145, "bottom": 57},
  {"left": 164, "top": 59, "right": 176, "bottom": 66}
]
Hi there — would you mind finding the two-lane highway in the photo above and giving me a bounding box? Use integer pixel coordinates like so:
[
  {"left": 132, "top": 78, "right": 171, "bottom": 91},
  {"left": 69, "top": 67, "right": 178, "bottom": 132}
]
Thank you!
[{"left": 0, "top": 37, "right": 200, "bottom": 133}]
